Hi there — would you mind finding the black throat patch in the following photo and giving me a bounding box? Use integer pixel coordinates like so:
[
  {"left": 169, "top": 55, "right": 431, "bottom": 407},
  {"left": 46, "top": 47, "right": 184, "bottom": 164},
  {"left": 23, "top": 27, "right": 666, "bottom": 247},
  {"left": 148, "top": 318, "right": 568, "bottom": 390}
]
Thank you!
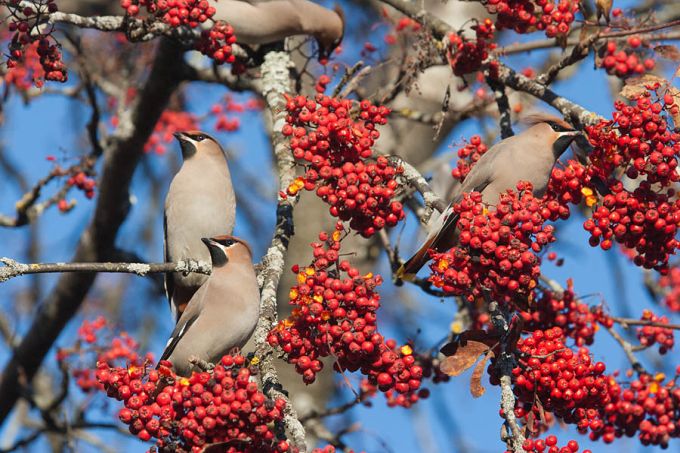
[
  {"left": 178, "top": 139, "right": 197, "bottom": 159},
  {"left": 207, "top": 245, "right": 228, "bottom": 267}
]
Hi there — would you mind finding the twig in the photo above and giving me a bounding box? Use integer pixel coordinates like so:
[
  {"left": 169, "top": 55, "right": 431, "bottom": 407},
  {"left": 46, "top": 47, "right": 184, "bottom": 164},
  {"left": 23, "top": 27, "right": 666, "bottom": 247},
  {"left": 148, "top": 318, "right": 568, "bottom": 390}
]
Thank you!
[
  {"left": 486, "top": 76, "right": 513, "bottom": 138},
  {"left": 388, "top": 156, "right": 447, "bottom": 225},
  {"left": 251, "top": 50, "right": 307, "bottom": 451},
  {"left": 603, "top": 325, "right": 647, "bottom": 374},
  {"left": 299, "top": 395, "right": 368, "bottom": 423},
  {"left": 610, "top": 316, "right": 680, "bottom": 331},
  {"left": 0, "top": 258, "right": 211, "bottom": 283}
]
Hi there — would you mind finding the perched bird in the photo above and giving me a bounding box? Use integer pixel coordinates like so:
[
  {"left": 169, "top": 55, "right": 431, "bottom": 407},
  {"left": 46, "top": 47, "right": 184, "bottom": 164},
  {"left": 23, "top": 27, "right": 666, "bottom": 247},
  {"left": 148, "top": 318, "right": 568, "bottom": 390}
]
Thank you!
[
  {"left": 397, "top": 115, "right": 581, "bottom": 278},
  {"left": 164, "top": 131, "right": 236, "bottom": 322},
  {"left": 214, "top": 0, "right": 344, "bottom": 59},
  {"left": 159, "top": 235, "right": 260, "bottom": 377}
]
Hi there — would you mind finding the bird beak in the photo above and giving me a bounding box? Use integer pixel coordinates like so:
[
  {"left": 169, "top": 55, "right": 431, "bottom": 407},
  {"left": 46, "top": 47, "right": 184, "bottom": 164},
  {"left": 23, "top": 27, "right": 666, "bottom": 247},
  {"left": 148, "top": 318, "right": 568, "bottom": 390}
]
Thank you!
[
  {"left": 201, "top": 237, "right": 213, "bottom": 247},
  {"left": 553, "top": 130, "right": 580, "bottom": 157},
  {"left": 174, "top": 132, "right": 197, "bottom": 159}
]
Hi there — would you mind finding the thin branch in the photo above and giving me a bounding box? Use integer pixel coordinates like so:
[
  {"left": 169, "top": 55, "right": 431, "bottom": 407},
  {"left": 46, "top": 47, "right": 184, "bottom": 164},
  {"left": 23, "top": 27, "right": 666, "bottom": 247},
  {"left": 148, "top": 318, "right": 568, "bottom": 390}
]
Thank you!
[
  {"left": 388, "top": 156, "right": 448, "bottom": 225},
  {"left": 610, "top": 316, "right": 680, "bottom": 331},
  {"left": 0, "top": 258, "right": 211, "bottom": 283},
  {"left": 603, "top": 325, "right": 648, "bottom": 374},
  {"left": 486, "top": 76, "right": 513, "bottom": 138},
  {"left": 251, "top": 51, "right": 307, "bottom": 450}
]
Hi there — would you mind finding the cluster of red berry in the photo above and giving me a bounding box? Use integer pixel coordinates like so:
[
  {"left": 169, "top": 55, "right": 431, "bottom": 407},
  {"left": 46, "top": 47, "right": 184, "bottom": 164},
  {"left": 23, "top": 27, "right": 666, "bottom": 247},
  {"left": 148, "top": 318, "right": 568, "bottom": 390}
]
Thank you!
[
  {"left": 5, "top": 0, "right": 67, "bottom": 85},
  {"left": 503, "top": 328, "right": 615, "bottom": 436},
  {"left": 485, "top": 0, "right": 579, "bottom": 38},
  {"left": 585, "top": 88, "right": 680, "bottom": 270},
  {"left": 636, "top": 310, "right": 675, "bottom": 354},
  {"left": 314, "top": 74, "right": 332, "bottom": 94},
  {"left": 359, "top": 351, "right": 449, "bottom": 407},
  {"left": 593, "top": 371, "right": 680, "bottom": 447},
  {"left": 517, "top": 436, "right": 591, "bottom": 453},
  {"left": 120, "top": 1, "right": 237, "bottom": 65},
  {"left": 451, "top": 135, "right": 489, "bottom": 182},
  {"left": 67, "top": 171, "right": 97, "bottom": 199},
  {"left": 120, "top": 0, "right": 215, "bottom": 27},
  {"left": 268, "top": 225, "right": 427, "bottom": 407},
  {"left": 195, "top": 20, "right": 237, "bottom": 64},
  {"left": 98, "top": 355, "right": 291, "bottom": 452},
  {"left": 544, "top": 160, "right": 589, "bottom": 217},
  {"left": 381, "top": 15, "right": 422, "bottom": 47},
  {"left": 211, "top": 95, "right": 261, "bottom": 131},
  {"left": 519, "top": 281, "right": 606, "bottom": 347},
  {"left": 58, "top": 318, "right": 146, "bottom": 393},
  {"left": 429, "top": 183, "right": 556, "bottom": 304},
  {"left": 145, "top": 110, "right": 200, "bottom": 155},
  {"left": 447, "top": 19, "right": 496, "bottom": 77},
  {"left": 658, "top": 265, "right": 680, "bottom": 311},
  {"left": 282, "top": 94, "right": 404, "bottom": 237},
  {"left": 600, "top": 38, "right": 655, "bottom": 79}
]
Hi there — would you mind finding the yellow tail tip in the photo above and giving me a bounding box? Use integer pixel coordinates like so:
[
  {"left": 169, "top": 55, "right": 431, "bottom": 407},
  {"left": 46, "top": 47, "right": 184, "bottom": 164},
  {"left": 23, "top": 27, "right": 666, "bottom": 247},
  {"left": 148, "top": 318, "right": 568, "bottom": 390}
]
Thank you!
[{"left": 394, "top": 264, "right": 417, "bottom": 283}]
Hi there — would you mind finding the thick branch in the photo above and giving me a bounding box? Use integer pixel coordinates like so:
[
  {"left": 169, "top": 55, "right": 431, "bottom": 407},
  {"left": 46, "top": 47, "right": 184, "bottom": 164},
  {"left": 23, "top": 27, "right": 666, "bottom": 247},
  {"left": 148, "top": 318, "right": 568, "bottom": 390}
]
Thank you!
[
  {"left": 0, "top": 258, "right": 211, "bottom": 283},
  {"left": 0, "top": 39, "right": 185, "bottom": 426},
  {"left": 251, "top": 51, "right": 306, "bottom": 450}
]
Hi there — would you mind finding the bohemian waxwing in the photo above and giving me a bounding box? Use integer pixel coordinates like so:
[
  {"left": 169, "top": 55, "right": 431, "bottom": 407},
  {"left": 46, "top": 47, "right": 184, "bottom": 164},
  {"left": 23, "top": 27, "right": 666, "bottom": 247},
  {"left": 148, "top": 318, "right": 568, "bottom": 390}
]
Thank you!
[
  {"left": 159, "top": 235, "right": 260, "bottom": 377},
  {"left": 213, "top": 0, "right": 344, "bottom": 59},
  {"left": 164, "top": 131, "right": 236, "bottom": 322},
  {"left": 397, "top": 114, "right": 581, "bottom": 278}
]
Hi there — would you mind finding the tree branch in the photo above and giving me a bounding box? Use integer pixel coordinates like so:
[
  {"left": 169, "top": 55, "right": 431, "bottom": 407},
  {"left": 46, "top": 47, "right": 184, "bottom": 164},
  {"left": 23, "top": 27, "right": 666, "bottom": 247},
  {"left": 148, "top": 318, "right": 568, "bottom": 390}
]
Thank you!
[
  {"left": 251, "top": 51, "right": 307, "bottom": 450},
  {"left": 0, "top": 258, "right": 211, "bottom": 283}
]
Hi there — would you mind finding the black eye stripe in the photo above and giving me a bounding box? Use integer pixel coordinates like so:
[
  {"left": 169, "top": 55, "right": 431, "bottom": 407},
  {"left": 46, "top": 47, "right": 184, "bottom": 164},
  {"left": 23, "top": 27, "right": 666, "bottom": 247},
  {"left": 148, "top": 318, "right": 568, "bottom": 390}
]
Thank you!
[{"left": 547, "top": 122, "right": 573, "bottom": 133}]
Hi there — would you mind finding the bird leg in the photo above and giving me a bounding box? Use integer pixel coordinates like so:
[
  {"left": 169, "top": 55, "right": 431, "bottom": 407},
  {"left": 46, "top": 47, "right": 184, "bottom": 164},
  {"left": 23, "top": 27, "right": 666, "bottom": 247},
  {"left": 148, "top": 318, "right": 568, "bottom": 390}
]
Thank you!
[{"left": 189, "top": 356, "right": 214, "bottom": 372}]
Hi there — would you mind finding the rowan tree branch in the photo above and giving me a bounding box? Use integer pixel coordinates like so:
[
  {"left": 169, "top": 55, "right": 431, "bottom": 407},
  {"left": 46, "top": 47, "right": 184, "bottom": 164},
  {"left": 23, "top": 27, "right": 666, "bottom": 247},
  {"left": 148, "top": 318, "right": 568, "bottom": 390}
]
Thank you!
[
  {"left": 251, "top": 50, "right": 307, "bottom": 450},
  {"left": 389, "top": 156, "right": 448, "bottom": 225},
  {"left": 0, "top": 38, "right": 185, "bottom": 426},
  {"left": 0, "top": 258, "right": 211, "bottom": 283},
  {"left": 379, "top": 0, "right": 604, "bottom": 127}
]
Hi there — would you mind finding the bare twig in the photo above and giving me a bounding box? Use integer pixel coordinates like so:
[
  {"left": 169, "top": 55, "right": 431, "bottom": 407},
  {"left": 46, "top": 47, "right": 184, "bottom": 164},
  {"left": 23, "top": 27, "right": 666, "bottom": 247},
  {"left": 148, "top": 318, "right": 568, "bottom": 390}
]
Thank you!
[
  {"left": 610, "top": 316, "right": 680, "bottom": 331},
  {"left": 0, "top": 258, "right": 211, "bottom": 283},
  {"left": 388, "top": 156, "right": 447, "bottom": 225},
  {"left": 603, "top": 325, "right": 647, "bottom": 374}
]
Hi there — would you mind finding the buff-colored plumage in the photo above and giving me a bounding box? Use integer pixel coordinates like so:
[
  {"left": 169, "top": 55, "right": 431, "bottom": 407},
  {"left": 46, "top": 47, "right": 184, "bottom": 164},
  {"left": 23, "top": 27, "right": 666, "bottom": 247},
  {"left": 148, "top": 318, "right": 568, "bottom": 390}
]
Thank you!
[
  {"left": 212, "top": 1, "right": 344, "bottom": 57},
  {"left": 398, "top": 116, "right": 580, "bottom": 278},
  {"left": 164, "top": 132, "right": 236, "bottom": 322},
  {"left": 160, "top": 236, "right": 260, "bottom": 377}
]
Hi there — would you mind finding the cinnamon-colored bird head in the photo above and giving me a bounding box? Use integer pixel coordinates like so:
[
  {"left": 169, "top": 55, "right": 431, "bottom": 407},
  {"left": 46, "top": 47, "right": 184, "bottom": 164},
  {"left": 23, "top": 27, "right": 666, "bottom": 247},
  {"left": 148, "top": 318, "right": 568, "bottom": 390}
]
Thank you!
[
  {"left": 173, "top": 131, "right": 224, "bottom": 160},
  {"left": 201, "top": 235, "right": 253, "bottom": 268}
]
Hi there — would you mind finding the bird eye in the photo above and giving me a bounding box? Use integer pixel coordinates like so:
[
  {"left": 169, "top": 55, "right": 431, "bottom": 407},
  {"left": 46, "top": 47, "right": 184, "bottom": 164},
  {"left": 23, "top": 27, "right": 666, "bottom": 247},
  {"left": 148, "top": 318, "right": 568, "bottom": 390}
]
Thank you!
[
  {"left": 194, "top": 134, "right": 206, "bottom": 141},
  {"left": 223, "top": 239, "right": 236, "bottom": 247},
  {"left": 549, "top": 123, "right": 561, "bottom": 132}
]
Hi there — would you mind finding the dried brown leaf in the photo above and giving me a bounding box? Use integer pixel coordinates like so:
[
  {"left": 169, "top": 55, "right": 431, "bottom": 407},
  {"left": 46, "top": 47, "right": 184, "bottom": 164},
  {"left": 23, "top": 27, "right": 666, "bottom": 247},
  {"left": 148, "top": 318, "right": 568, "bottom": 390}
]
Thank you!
[
  {"left": 620, "top": 74, "right": 667, "bottom": 100},
  {"left": 470, "top": 350, "right": 493, "bottom": 398},
  {"left": 439, "top": 340, "right": 489, "bottom": 377},
  {"left": 655, "top": 45, "right": 680, "bottom": 62}
]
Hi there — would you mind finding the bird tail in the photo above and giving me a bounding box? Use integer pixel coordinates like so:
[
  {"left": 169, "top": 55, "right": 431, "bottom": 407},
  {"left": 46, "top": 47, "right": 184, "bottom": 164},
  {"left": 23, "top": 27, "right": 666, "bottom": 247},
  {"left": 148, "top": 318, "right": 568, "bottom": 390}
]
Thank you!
[{"left": 396, "top": 236, "right": 437, "bottom": 281}]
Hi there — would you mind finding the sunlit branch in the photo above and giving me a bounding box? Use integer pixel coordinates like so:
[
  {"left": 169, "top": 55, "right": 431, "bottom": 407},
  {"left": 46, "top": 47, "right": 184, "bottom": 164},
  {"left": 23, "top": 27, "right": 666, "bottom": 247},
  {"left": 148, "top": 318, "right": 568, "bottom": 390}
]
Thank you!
[{"left": 0, "top": 258, "right": 211, "bottom": 283}]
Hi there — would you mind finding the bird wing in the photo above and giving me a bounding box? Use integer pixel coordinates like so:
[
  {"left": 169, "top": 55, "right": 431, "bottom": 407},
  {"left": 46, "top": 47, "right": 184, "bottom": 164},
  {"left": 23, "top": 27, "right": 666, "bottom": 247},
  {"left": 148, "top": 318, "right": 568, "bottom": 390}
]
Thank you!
[
  {"left": 159, "top": 310, "right": 200, "bottom": 364},
  {"left": 162, "top": 213, "right": 177, "bottom": 320},
  {"left": 397, "top": 141, "right": 505, "bottom": 278}
]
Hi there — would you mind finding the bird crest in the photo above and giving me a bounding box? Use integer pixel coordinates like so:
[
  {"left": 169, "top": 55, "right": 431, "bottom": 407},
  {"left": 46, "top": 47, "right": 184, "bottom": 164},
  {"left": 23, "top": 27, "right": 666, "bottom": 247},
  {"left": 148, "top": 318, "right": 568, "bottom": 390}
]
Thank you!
[{"left": 522, "top": 113, "right": 574, "bottom": 131}]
